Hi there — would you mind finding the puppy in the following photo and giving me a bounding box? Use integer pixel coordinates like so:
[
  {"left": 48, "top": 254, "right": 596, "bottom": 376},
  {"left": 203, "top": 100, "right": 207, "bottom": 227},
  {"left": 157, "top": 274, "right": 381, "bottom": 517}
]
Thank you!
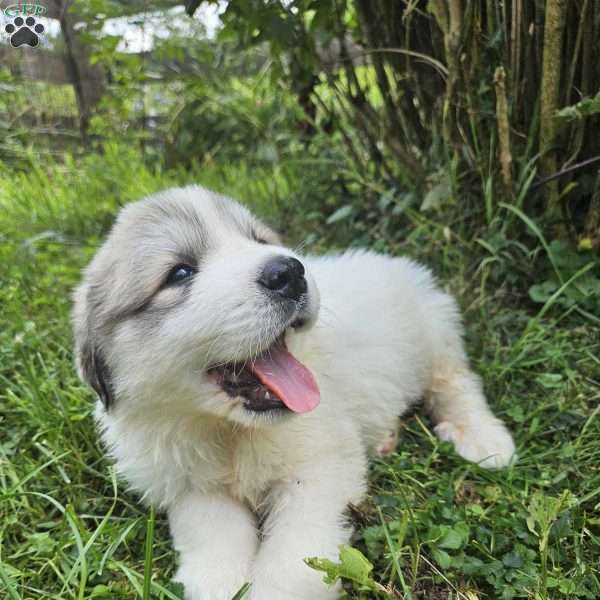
[{"left": 73, "top": 186, "right": 515, "bottom": 600}]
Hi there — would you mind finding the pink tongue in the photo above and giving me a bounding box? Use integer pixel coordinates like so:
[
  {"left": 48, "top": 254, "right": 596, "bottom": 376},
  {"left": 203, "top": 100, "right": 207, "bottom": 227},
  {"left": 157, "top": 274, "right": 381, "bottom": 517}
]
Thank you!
[{"left": 251, "top": 345, "right": 320, "bottom": 413}]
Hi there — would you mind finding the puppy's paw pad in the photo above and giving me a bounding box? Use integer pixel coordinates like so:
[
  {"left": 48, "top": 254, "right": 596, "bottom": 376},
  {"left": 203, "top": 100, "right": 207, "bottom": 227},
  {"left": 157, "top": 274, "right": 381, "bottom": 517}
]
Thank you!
[
  {"left": 434, "top": 420, "right": 516, "bottom": 469},
  {"left": 375, "top": 427, "right": 399, "bottom": 457}
]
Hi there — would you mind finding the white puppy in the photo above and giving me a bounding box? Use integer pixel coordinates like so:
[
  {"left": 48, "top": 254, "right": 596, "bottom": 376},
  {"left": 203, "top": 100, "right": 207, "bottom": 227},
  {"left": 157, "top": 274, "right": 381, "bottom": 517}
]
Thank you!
[{"left": 73, "top": 186, "right": 515, "bottom": 600}]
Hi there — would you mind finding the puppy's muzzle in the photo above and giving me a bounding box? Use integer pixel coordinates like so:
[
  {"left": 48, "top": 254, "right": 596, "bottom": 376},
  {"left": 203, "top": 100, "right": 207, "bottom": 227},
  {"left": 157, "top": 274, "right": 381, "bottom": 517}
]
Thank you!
[{"left": 258, "top": 256, "right": 307, "bottom": 302}]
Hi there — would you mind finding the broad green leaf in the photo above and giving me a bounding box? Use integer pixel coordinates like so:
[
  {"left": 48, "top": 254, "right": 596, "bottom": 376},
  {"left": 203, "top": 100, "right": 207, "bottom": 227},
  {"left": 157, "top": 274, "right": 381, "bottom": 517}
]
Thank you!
[
  {"left": 305, "top": 545, "right": 379, "bottom": 590},
  {"left": 502, "top": 552, "right": 524, "bottom": 568},
  {"left": 529, "top": 280, "right": 558, "bottom": 303},
  {"left": 431, "top": 547, "right": 451, "bottom": 569},
  {"left": 438, "top": 522, "right": 470, "bottom": 550},
  {"left": 421, "top": 174, "right": 452, "bottom": 211},
  {"left": 555, "top": 94, "right": 600, "bottom": 121}
]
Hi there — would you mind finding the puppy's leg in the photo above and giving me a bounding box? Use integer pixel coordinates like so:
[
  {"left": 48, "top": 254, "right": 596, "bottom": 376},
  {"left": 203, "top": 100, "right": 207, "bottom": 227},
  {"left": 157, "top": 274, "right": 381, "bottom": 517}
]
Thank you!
[
  {"left": 249, "top": 450, "right": 367, "bottom": 600},
  {"left": 168, "top": 491, "right": 258, "bottom": 600},
  {"left": 426, "top": 362, "right": 516, "bottom": 468}
]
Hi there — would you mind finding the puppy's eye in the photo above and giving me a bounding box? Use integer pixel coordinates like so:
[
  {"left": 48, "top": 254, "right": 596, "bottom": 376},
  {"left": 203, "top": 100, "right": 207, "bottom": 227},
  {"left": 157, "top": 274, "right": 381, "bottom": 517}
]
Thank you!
[{"left": 165, "top": 264, "right": 196, "bottom": 286}]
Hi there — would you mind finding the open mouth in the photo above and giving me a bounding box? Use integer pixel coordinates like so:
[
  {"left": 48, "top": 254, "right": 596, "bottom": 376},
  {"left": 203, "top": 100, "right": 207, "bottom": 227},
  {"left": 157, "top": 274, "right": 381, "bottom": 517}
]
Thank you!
[{"left": 208, "top": 336, "right": 320, "bottom": 414}]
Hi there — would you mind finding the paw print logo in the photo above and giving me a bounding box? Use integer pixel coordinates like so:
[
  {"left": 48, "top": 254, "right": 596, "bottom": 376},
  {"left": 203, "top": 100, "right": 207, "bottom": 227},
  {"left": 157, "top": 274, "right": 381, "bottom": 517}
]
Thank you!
[{"left": 5, "top": 16, "right": 45, "bottom": 48}]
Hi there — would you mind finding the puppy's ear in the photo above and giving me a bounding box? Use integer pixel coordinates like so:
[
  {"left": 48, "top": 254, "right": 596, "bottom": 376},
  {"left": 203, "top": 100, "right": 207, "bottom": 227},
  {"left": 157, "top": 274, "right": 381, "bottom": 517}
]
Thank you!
[
  {"left": 73, "top": 282, "right": 114, "bottom": 410},
  {"left": 77, "top": 342, "right": 114, "bottom": 410}
]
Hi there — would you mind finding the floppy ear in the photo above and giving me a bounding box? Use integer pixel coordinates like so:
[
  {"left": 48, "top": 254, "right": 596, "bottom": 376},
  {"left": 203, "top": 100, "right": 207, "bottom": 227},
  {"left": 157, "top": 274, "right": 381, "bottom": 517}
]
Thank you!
[
  {"left": 77, "top": 342, "right": 114, "bottom": 410},
  {"left": 73, "top": 282, "right": 114, "bottom": 410}
]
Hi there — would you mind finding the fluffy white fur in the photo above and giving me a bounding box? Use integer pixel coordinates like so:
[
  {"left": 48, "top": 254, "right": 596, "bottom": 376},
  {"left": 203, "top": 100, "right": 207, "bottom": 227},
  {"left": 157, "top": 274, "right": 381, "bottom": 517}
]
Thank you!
[{"left": 73, "top": 186, "right": 515, "bottom": 600}]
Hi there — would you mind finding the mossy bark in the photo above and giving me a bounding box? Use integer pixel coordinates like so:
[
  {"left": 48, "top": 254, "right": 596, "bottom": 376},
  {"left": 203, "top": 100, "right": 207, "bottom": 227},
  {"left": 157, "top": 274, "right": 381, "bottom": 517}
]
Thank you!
[
  {"left": 494, "top": 66, "right": 513, "bottom": 197},
  {"left": 539, "top": 0, "right": 568, "bottom": 217}
]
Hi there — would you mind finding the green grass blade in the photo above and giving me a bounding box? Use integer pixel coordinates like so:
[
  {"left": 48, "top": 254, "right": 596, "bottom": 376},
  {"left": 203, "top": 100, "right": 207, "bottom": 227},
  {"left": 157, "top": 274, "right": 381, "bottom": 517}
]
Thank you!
[
  {"left": 143, "top": 505, "right": 156, "bottom": 600},
  {"left": 0, "top": 561, "right": 22, "bottom": 600},
  {"left": 62, "top": 468, "right": 119, "bottom": 589},
  {"left": 232, "top": 582, "right": 252, "bottom": 600},
  {"left": 377, "top": 506, "right": 412, "bottom": 599},
  {"left": 500, "top": 202, "right": 564, "bottom": 284},
  {"left": 26, "top": 493, "right": 88, "bottom": 600},
  {"left": 536, "top": 261, "right": 596, "bottom": 320}
]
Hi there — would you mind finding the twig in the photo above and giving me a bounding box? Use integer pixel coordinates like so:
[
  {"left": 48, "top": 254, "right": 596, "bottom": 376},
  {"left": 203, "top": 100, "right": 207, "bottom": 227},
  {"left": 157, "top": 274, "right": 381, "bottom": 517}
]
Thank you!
[
  {"left": 531, "top": 155, "right": 600, "bottom": 190},
  {"left": 322, "top": 48, "right": 448, "bottom": 78}
]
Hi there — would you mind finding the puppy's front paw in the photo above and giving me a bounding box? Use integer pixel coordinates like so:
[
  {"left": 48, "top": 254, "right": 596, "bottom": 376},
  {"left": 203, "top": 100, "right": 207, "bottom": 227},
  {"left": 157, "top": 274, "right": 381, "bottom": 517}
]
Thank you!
[
  {"left": 248, "top": 582, "right": 338, "bottom": 600},
  {"left": 175, "top": 564, "right": 249, "bottom": 600},
  {"left": 434, "top": 419, "right": 516, "bottom": 468},
  {"left": 248, "top": 562, "right": 340, "bottom": 600}
]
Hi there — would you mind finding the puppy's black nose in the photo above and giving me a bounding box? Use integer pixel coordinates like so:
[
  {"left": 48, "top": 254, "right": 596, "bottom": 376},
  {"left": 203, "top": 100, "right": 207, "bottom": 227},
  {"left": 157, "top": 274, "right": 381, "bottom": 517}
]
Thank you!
[{"left": 258, "top": 256, "right": 307, "bottom": 301}]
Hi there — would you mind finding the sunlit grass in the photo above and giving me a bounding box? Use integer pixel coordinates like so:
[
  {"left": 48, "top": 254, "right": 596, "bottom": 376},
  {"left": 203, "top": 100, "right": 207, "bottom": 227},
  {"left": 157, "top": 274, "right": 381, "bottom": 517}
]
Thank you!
[{"left": 0, "top": 150, "right": 598, "bottom": 599}]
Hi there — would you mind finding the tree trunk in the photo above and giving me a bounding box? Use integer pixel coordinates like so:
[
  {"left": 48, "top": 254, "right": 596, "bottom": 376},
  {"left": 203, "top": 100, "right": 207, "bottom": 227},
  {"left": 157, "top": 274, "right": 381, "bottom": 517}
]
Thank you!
[
  {"left": 539, "top": 0, "right": 567, "bottom": 217},
  {"left": 50, "top": 0, "right": 107, "bottom": 140}
]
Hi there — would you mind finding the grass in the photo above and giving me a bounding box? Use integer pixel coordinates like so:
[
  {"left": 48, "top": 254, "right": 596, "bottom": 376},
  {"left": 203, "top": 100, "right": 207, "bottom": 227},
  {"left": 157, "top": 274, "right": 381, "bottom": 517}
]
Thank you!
[{"left": 0, "top": 147, "right": 599, "bottom": 600}]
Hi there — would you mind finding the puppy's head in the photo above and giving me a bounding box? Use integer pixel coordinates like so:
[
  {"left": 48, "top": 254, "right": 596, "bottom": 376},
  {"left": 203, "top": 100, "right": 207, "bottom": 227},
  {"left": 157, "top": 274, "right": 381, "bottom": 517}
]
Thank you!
[{"left": 73, "top": 186, "right": 320, "bottom": 425}]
